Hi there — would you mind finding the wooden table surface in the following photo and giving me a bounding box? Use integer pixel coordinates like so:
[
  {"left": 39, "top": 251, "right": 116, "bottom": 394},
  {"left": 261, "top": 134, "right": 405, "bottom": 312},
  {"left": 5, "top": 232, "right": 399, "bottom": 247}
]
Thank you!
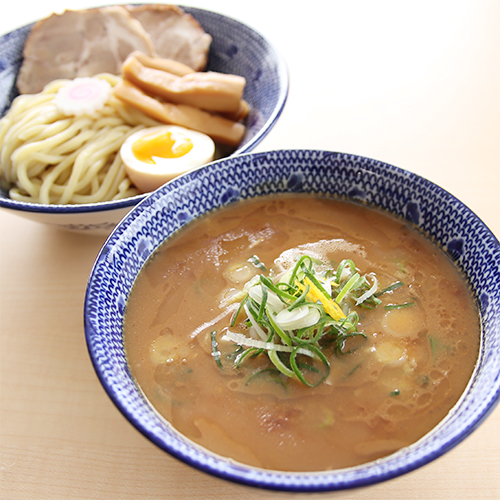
[{"left": 1, "top": 1, "right": 499, "bottom": 498}]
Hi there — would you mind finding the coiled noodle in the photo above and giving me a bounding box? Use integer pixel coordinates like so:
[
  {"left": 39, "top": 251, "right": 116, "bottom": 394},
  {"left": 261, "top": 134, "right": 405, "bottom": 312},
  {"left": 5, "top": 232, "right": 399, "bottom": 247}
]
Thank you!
[{"left": 0, "top": 74, "right": 161, "bottom": 204}]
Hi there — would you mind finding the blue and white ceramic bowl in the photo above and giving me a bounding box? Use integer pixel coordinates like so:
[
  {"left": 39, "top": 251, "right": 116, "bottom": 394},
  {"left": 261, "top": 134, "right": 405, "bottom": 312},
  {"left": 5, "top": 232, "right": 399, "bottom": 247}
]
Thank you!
[
  {"left": 0, "top": 6, "right": 288, "bottom": 234},
  {"left": 84, "top": 150, "right": 500, "bottom": 492}
]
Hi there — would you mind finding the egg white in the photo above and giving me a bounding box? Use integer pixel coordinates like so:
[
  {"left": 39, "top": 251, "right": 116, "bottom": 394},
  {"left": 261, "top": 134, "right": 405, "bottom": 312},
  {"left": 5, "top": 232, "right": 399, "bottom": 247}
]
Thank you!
[{"left": 120, "top": 125, "right": 215, "bottom": 193}]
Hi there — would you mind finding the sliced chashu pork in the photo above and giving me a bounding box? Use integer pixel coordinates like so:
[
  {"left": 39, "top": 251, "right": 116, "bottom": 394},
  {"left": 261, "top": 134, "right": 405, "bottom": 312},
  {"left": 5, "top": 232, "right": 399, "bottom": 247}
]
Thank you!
[
  {"left": 17, "top": 5, "right": 213, "bottom": 95},
  {"left": 17, "top": 6, "right": 155, "bottom": 95},
  {"left": 126, "top": 4, "right": 212, "bottom": 72}
]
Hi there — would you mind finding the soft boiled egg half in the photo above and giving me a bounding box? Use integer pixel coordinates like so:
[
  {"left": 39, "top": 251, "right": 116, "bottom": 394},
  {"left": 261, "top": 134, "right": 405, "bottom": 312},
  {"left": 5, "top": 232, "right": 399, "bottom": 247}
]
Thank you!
[{"left": 120, "top": 125, "right": 215, "bottom": 192}]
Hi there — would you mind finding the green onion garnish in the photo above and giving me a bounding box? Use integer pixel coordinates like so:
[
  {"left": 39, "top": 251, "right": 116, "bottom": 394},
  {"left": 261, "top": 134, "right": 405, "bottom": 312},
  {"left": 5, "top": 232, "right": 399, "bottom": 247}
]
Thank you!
[
  {"left": 268, "top": 349, "right": 295, "bottom": 378},
  {"left": 211, "top": 330, "right": 223, "bottom": 369},
  {"left": 235, "top": 347, "right": 262, "bottom": 367},
  {"left": 345, "top": 363, "right": 362, "bottom": 379},
  {"left": 248, "top": 254, "right": 267, "bottom": 272},
  {"left": 290, "top": 343, "right": 330, "bottom": 387},
  {"left": 245, "top": 367, "right": 288, "bottom": 390},
  {"left": 219, "top": 254, "right": 408, "bottom": 386},
  {"left": 384, "top": 301, "right": 415, "bottom": 310},
  {"left": 375, "top": 281, "right": 405, "bottom": 297}
]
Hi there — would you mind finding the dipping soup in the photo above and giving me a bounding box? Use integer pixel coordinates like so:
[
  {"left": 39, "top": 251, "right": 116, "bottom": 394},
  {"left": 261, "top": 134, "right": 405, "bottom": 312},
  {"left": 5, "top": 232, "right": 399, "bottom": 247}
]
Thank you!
[{"left": 123, "top": 195, "right": 480, "bottom": 471}]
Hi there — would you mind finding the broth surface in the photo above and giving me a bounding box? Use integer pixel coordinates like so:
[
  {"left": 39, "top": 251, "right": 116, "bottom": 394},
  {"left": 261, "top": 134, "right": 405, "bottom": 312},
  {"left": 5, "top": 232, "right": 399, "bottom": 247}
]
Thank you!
[{"left": 123, "top": 195, "right": 480, "bottom": 471}]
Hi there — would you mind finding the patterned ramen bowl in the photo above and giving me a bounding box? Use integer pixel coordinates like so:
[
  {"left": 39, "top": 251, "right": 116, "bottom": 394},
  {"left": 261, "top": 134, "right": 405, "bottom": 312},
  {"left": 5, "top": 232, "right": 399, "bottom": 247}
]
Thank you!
[
  {"left": 84, "top": 150, "right": 500, "bottom": 492},
  {"left": 0, "top": 6, "right": 288, "bottom": 234}
]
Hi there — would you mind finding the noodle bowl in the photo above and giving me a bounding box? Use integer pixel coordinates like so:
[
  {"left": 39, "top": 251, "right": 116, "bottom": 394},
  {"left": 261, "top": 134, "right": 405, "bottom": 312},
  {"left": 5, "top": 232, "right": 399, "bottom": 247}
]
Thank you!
[
  {"left": 84, "top": 149, "right": 500, "bottom": 491},
  {"left": 0, "top": 74, "right": 161, "bottom": 205},
  {"left": 0, "top": 6, "right": 288, "bottom": 233}
]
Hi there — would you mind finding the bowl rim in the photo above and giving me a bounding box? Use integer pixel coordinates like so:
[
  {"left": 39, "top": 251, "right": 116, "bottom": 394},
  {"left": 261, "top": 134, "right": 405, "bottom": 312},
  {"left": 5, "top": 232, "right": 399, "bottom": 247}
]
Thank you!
[
  {"left": 0, "top": 5, "right": 289, "bottom": 214},
  {"left": 84, "top": 149, "right": 500, "bottom": 492}
]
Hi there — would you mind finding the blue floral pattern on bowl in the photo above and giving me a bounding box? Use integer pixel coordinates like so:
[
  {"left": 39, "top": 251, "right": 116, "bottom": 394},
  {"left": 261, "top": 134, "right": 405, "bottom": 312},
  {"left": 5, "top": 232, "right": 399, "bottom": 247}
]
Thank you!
[{"left": 84, "top": 150, "right": 500, "bottom": 492}]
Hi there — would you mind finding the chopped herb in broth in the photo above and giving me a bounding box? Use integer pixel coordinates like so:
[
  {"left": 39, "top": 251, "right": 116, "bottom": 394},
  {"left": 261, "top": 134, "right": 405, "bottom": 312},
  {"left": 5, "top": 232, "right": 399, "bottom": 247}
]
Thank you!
[
  {"left": 221, "top": 254, "right": 391, "bottom": 387},
  {"left": 123, "top": 195, "right": 480, "bottom": 472}
]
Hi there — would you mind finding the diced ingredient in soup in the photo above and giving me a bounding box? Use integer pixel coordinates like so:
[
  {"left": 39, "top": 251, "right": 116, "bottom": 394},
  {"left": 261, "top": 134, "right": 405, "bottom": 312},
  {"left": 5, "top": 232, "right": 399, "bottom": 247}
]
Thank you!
[{"left": 123, "top": 195, "right": 480, "bottom": 471}]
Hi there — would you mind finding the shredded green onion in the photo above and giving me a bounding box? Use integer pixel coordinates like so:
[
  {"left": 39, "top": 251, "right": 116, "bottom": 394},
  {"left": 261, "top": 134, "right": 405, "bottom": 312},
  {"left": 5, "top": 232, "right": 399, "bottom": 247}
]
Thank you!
[
  {"left": 335, "top": 272, "right": 362, "bottom": 304},
  {"left": 245, "top": 367, "right": 288, "bottom": 390},
  {"left": 211, "top": 331, "right": 223, "bottom": 369},
  {"left": 235, "top": 347, "right": 262, "bottom": 367},
  {"left": 290, "top": 343, "right": 330, "bottom": 387},
  {"left": 335, "top": 259, "right": 357, "bottom": 284},
  {"left": 345, "top": 363, "right": 362, "bottom": 379},
  {"left": 384, "top": 301, "right": 415, "bottom": 310},
  {"left": 266, "top": 307, "right": 293, "bottom": 346},
  {"left": 268, "top": 349, "right": 295, "bottom": 378},
  {"left": 248, "top": 254, "right": 267, "bottom": 272},
  {"left": 215, "top": 254, "right": 408, "bottom": 386},
  {"left": 355, "top": 274, "right": 378, "bottom": 305},
  {"left": 375, "top": 281, "right": 405, "bottom": 297}
]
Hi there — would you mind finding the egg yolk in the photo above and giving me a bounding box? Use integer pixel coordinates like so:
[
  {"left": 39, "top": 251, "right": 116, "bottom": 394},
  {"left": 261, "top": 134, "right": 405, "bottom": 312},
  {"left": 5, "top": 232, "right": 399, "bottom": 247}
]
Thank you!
[{"left": 131, "top": 131, "right": 193, "bottom": 164}]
